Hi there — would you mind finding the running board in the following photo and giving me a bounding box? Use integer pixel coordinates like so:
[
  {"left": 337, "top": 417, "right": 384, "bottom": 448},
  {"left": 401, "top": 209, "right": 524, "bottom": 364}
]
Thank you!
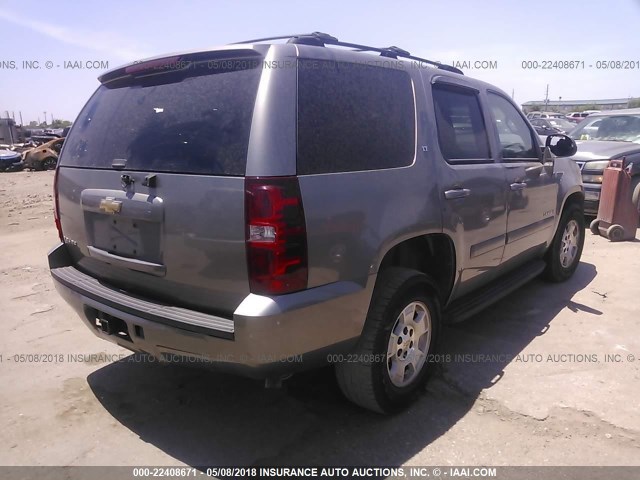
[{"left": 444, "top": 259, "right": 546, "bottom": 324}]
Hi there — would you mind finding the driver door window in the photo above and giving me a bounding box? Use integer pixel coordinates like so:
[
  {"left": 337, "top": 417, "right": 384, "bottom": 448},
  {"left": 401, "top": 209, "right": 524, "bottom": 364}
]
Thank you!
[{"left": 487, "top": 93, "right": 539, "bottom": 160}]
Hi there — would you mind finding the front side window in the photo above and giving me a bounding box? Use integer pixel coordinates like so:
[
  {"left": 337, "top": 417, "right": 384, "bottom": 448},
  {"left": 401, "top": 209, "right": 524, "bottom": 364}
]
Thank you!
[
  {"left": 487, "top": 93, "right": 538, "bottom": 160},
  {"left": 432, "top": 84, "right": 490, "bottom": 162}
]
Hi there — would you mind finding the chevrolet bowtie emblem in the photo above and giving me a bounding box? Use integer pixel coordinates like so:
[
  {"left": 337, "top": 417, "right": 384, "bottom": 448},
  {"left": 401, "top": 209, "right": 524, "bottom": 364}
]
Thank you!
[{"left": 99, "top": 197, "right": 122, "bottom": 214}]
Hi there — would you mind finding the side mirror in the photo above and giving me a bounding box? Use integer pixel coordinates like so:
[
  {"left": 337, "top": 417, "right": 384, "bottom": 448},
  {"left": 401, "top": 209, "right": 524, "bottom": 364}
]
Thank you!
[{"left": 545, "top": 134, "right": 577, "bottom": 157}]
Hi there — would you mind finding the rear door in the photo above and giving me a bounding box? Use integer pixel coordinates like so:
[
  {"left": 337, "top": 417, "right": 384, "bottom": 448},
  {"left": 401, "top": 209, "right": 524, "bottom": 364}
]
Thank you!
[
  {"left": 486, "top": 92, "right": 559, "bottom": 263},
  {"left": 57, "top": 51, "right": 263, "bottom": 316},
  {"left": 431, "top": 80, "right": 509, "bottom": 297}
]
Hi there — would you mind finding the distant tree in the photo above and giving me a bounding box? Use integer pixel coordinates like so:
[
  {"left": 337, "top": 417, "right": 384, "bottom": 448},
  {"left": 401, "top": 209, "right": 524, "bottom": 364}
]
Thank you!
[
  {"left": 628, "top": 98, "right": 640, "bottom": 108},
  {"left": 28, "top": 120, "right": 38, "bottom": 127},
  {"left": 51, "top": 119, "right": 72, "bottom": 128}
]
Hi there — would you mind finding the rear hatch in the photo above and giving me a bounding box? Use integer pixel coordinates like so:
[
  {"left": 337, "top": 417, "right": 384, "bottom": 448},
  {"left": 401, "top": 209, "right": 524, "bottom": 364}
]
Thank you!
[{"left": 57, "top": 50, "right": 264, "bottom": 316}]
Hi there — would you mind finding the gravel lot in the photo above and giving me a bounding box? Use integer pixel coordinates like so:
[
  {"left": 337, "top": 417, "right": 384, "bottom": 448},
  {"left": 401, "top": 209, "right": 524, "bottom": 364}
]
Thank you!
[{"left": 1, "top": 170, "right": 639, "bottom": 466}]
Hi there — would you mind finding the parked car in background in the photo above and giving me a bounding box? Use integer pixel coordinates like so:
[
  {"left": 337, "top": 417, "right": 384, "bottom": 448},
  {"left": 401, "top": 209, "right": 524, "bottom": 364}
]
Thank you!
[
  {"left": 530, "top": 118, "right": 576, "bottom": 135},
  {"left": 527, "top": 111, "right": 566, "bottom": 120},
  {"left": 29, "top": 134, "right": 60, "bottom": 145},
  {"left": 568, "top": 108, "right": 640, "bottom": 215},
  {"left": 566, "top": 110, "right": 601, "bottom": 122},
  {"left": 0, "top": 149, "right": 24, "bottom": 171},
  {"left": 23, "top": 137, "right": 64, "bottom": 170}
]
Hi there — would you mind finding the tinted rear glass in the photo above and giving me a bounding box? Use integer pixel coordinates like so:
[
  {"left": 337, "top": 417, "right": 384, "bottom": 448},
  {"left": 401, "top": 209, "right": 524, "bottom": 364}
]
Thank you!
[
  {"left": 432, "top": 85, "right": 490, "bottom": 161},
  {"left": 61, "top": 57, "right": 262, "bottom": 175},
  {"left": 297, "top": 60, "right": 415, "bottom": 174}
]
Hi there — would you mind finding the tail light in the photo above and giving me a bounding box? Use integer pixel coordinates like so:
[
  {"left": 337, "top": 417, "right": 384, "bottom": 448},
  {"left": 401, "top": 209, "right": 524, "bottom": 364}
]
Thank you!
[
  {"left": 245, "top": 176, "right": 308, "bottom": 295},
  {"left": 53, "top": 167, "right": 63, "bottom": 242}
]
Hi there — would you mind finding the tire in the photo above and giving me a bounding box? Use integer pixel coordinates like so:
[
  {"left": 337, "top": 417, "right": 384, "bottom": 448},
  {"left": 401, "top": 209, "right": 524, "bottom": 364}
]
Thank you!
[
  {"left": 606, "top": 224, "right": 625, "bottom": 242},
  {"left": 543, "top": 204, "right": 585, "bottom": 282},
  {"left": 589, "top": 219, "right": 601, "bottom": 236},
  {"left": 42, "top": 157, "right": 57, "bottom": 170},
  {"left": 632, "top": 176, "right": 640, "bottom": 212},
  {"left": 335, "top": 267, "right": 440, "bottom": 414}
]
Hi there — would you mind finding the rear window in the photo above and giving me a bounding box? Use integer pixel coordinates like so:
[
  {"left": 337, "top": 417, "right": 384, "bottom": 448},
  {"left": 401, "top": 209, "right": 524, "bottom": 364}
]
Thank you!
[
  {"left": 61, "top": 57, "right": 262, "bottom": 175},
  {"left": 297, "top": 59, "right": 415, "bottom": 174}
]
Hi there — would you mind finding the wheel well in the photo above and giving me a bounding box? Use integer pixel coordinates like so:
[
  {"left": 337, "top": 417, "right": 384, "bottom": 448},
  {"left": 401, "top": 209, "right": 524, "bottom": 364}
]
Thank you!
[
  {"left": 378, "top": 235, "right": 456, "bottom": 304},
  {"left": 563, "top": 191, "right": 584, "bottom": 213}
]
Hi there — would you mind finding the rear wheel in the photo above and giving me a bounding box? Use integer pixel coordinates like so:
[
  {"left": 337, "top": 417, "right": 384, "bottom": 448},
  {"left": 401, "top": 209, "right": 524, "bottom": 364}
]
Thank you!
[
  {"left": 335, "top": 268, "right": 440, "bottom": 414},
  {"left": 543, "top": 204, "right": 585, "bottom": 282}
]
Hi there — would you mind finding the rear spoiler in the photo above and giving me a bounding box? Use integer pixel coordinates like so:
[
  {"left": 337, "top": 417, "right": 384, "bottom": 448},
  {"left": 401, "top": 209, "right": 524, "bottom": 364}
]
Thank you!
[{"left": 98, "top": 46, "right": 268, "bottom": 86}]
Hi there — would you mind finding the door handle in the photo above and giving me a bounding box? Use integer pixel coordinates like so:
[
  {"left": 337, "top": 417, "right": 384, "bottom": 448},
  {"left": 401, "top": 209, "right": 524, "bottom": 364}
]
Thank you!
[
  {"left": 444, "top": 188, "right": 471, "bottom": 199},
  {"left": 510, "top": 182, "right": 527, "bottom": 191}
]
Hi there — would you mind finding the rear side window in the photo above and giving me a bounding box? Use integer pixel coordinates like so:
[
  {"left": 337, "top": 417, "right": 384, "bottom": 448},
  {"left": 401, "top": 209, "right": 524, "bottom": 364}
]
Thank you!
[
  {"left": 297, "top": 60, "right": 415, "bottom": 174},
  {"left": 61, "top": 58, "right": 262, "bottom": 175},
  {"left": 432, "top": 84, "right": 490, "bottom": 162}
]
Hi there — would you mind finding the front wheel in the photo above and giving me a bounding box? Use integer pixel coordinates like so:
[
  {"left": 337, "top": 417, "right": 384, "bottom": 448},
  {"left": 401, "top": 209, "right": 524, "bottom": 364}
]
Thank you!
[
  {"left": 335, "top": 268, "right": 440, "bottom": 413},
  {"left": 543, "top": 204, "right": 585, "bottom": 282}
]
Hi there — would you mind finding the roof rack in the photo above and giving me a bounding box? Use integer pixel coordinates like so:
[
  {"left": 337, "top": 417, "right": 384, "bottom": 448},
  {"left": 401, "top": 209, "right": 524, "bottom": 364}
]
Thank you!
[{"left": 230, "top": 32, "right": 463, "bottom": 75}]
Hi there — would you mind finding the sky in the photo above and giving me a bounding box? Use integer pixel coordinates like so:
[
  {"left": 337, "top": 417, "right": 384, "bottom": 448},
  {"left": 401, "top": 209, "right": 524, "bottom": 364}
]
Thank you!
[{"left": 1, "top": 0, "right": 639, "bottom": 124}]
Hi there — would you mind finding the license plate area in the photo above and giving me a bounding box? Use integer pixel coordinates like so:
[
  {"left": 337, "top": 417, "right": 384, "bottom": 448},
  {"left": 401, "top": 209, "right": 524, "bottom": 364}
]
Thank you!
[
  {"left": 94, "top": 216, "right": 142, "bottom": 256},
  {"left": 88, "top": 214, "right": 162, "bottom": 263},
  {"left": 81, "top": 189, "right": 164, "bottom": 264},
  {"left": 585, "top": 190, "right": 600, "bottom": 202}
]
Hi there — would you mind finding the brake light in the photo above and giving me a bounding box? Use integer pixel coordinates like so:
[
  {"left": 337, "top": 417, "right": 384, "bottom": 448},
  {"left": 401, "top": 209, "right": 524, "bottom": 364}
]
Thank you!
[
  {"left": 245, "top": 176, "right": 308, "bottom": 295},
  {"left": 124, "top": 56, "right": 181, "bottom": 74},
  {"left": 53, "top": 166, "right": 63, "bottom": 242}
]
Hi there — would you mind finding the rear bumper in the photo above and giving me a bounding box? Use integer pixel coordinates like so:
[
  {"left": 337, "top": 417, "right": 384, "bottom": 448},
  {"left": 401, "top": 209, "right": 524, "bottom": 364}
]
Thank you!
[{"left": 48, "top": 243, "right": 373, "bottom": 378}]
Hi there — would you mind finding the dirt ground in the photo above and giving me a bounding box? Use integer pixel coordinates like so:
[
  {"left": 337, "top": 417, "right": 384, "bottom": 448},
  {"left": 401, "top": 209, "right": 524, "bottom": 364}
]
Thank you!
[{"left": 0, "top": 170, "right": 639, "bottom": 467}]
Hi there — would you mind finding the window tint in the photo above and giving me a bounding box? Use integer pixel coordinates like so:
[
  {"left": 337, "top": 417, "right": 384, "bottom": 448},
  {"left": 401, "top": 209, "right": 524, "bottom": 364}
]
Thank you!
[
  {"left": 60, "top": 60, "right": 262, "bottom": 175},
  {"left": 487, "top": 93, "right": 538, "bottom": 160},
  {"left": 297, "top": 60, "right": 415, "bottom": 174},
  {"left": 432, "top": 84, "right": 490, "bottom": 161}
]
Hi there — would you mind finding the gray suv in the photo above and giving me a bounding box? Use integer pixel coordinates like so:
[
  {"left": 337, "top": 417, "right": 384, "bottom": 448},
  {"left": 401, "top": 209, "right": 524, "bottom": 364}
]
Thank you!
[{"left": 49, "top": 33, "right": 584, "bottom": 413}]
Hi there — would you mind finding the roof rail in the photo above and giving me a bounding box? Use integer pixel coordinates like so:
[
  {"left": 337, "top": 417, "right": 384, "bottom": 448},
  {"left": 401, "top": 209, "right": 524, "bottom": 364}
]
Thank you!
[{"left": 230, "top": 32, "right": 463, "bottom": 75}]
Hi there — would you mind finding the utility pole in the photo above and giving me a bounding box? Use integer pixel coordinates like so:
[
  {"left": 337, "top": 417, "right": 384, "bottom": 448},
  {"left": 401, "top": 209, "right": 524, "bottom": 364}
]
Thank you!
[
  {"left": 544, "top": 84, "right": 549, "bottom": 110},
  {"left": 511, "top": 89, "right": 515, "bottom": 100},
  {"left": 19, "top": 111, "right": 23, "bottom": 126},
  {"left": 43, "top": 112, "right": 47, "bottom": 127}
]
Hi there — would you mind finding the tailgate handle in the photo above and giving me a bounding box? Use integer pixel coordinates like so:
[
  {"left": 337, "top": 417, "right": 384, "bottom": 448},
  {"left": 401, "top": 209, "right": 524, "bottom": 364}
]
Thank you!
[{"left": 87, "top": 246, "right": 166, "bottom": 277}]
